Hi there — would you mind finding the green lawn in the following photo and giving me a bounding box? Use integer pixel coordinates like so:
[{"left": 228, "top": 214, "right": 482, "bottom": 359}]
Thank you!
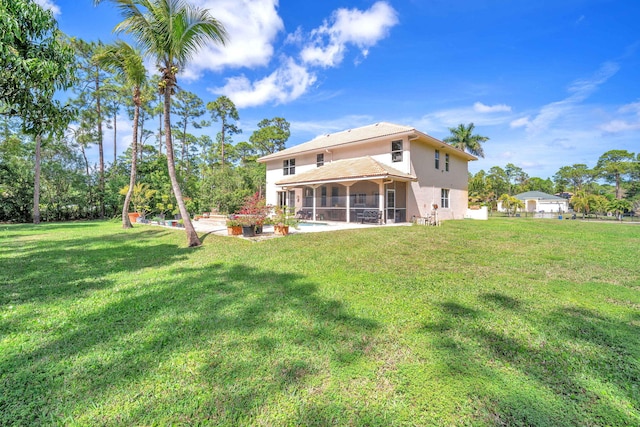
[{"left": 1, "top": 219, "right": 639, "bottom": 426}]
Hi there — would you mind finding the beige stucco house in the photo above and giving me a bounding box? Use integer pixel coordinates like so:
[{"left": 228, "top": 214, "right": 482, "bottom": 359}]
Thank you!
[{"left": 257, "top": 122, "right": 477, "bottom": 223}]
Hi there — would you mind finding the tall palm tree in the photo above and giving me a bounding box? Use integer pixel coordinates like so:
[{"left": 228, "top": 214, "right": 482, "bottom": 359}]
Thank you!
[
  {"left": 95, "top": 40, "right": 147, "bottom": 229},
  {"left": 95, "top": 0, "right": 228, "bottom": 246},
  {"left": 443, "top": 123, "right": 488, "bottom": 158}
]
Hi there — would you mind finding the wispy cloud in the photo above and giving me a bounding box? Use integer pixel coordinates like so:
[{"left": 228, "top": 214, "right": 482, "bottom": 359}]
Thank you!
[
  {"left": 511, "top": 61, "right": 620, "bottom": 133},
  {"left": 600, "top": 100, "right": 640, "bottom": 133},
  {"left": 474, "top": 102, "right": 512, "bottom": 113},
  {"left": 290, "top": 115, "right": 375, "bottom": 136},
  {"left": 34, "top": 0, "right": 61, "bottom": 17},
  {"left": 413, "top": 102, "right": 515, "bottom": 133}
]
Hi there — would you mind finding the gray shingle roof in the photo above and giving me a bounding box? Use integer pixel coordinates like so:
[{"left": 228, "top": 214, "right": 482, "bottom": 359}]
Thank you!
[{"left": 514, "top": 191, "right": 567, "bottom": 201}]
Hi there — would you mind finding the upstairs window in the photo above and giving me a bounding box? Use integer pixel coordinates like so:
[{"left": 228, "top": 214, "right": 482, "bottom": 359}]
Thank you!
[
  {"left": 441, "top": 188, "right": 450, "bottom": 208},
  {"left": 391, "top": 140, "right": 403, "bottom": 162},
  {"left": 435, "top": 150, "right": 440, "bottom": 169},
  {"left": 316, "top": 153, "right": 324, "bottom": 167},
  {"left": 283, "top": 158, "right": 295, "bottom": 175},
  {"left": 445, "top": 153, "right": 450, "bottom": 171}
]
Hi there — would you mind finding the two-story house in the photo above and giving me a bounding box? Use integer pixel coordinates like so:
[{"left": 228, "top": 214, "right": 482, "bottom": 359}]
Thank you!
[{"left": 257, "top": 122, "right": 477, "bottom": 223}]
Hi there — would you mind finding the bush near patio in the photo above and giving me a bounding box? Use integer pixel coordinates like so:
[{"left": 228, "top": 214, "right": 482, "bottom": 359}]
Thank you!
[{"left": 1, "top": 219, "right": 639, "bottom": 426}]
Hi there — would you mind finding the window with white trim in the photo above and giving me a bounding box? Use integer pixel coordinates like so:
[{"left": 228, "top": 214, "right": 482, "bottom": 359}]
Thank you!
[
  {"left": 283, "top": 158, "right": 295, "bottom": 175},
  {"left": 391, "top": 140, "right": 403, "bottom": 162},
  {"left": 435, "top": 149, "right": 440, "bottom": 169},
  {"left": 445, "top": 153, "right": 450, "bottom": 171},
  {"left": 316, "top": 153, "right": 324, "bottom": 167},
  {"left": 441, "top": 188, "right": 450, "bottom": 208}
]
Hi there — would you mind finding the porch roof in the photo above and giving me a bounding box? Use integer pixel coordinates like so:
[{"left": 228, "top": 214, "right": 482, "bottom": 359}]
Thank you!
[{"left": 276, "top": 156, "right": 417, "bottom": 186}]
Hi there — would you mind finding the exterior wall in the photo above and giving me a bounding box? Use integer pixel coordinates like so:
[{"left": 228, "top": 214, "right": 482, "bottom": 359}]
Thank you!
[
  {"left": 497, "top": 199, "right": 569, "bottom": 213},
  {"left": 264, "top": 161, "right": 282, "bottom": 207},
  {"left": 264, "top": 136, "right": 411, "bottom": 207},
  {"left": 536, "top": 200, "right": 569, "bottom": 213},
  {"left": 408, "top": 140, "right": 469, "bottom": 220}
]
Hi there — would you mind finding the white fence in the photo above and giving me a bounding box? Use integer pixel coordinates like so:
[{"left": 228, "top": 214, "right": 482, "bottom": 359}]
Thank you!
[{"left": 465, "top": 206, "right": 488, "bottom": 220}]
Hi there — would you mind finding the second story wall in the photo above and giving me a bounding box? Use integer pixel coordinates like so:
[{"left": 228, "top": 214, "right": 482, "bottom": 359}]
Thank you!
[{"left": 264, "top": 135, "right": 411, "bottom": 190}]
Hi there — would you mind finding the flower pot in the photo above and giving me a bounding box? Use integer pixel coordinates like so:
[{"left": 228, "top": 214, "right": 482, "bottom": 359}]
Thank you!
[
  {"left": 241, "top": 225, "right": 255, "bottom": 237},
  {"left": 274, "top": 225, "right": 290, "bottom": 236},
  {"left": 227, "top": 226, "right": 242, "bottom": 236},
  {"left": 127, "top": 212, "right": 140, "bottom": 223}
]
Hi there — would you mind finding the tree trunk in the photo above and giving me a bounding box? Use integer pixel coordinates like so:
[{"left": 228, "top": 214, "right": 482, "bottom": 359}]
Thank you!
[
  {"left": 158, "top": 92, "right": 163, "bottom": 155},
  {"left": 33, "top": 134, "right": 42, "bottom": 224},
  {"left": 122, "top": 88, "right": 141, "bottom": 229},
  {"left": 182, "top": 117, "right": 187, "bottom": 170},
  {"left": 81, "top": 145, "right": 90, "bottom": 176},
  {"left": 163, "top": 82, "right": 200, "bottom": 247},
  {"left": 139, "top": 113, "right": 145, "bottom": 162},
  {"left": 113, "top": 111, "right": 117, "bottom": 165},
  {"left": 221, "top": 125, "right": 225, "bottom": 168},
  {"left": 96, "top": 68, "right": 105, "bottom": 219}
]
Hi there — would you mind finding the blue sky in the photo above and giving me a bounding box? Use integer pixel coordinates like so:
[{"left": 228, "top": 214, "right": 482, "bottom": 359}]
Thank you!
[{"left": 38, "top": 0, "right": 640, "bottom": 179}]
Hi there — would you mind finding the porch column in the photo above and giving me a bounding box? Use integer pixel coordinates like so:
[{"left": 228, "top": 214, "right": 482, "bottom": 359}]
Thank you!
[
  {"left": 378, "top": 181, "right": 385, "bottom": 224},
  {"left": 346, "top": 185, "right": 351, "bottom": 223},
  {"left": 312, "top": 186, "right": 317, "bottom": 221}
]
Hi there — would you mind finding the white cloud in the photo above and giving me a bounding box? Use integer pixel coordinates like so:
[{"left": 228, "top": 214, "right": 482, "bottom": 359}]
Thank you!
[
  {"left": 34, "top": 0, "right": 61, "bottom": 17},
  {"left": 517, "top": 61, "right": 620, "bottom": 133},
  {"left": 414, "top": 103, "right": 515, "bottom": 133},
  {"left": 300, "top": 1, "right": 399, "bottom": 68},
  {"left": 203, "top": 1, "right": 397, "bottom": 108},
  {"left": 599, "top": 100, "right": 640, "bottom": 133},
  {"left": 290, "top": 115, "right": 375, "bottom": 137},
  {"left": 182, "top": 0, "right": 284, "bottom": 80},
  {"left": 510, "top": 116, "right": 530, "bottom": 128},
  {"left": 619, "top": 100, "right": 640, "bottom": 114},
  {"left": 600, "top": 120, "right": 640, "bottom": 133},
  {"left": 210, "top": 57, "right": 317, "bottom": 108},
  {"left": 474, "top": 102, "right": 512, "bottom": 113}
]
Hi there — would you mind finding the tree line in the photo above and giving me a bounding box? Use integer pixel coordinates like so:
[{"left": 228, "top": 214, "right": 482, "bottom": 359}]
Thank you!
[
  {"left": 441, "top": 123, "right": 639, "bottom": 217},
  {"left": 468, "top": 151, "right": 640, "bottom": 217},
  {"left": 1, "top": 0, "right": 294, "bottom": 246}
]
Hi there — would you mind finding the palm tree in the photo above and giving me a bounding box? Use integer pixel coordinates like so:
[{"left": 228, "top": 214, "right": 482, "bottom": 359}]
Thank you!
[
  {"left": 570, "top": 191, "right": 591, "bottom": 219},
  {"left": 95, "top": 40, "right": 147, "bottom": 229},
  {"left": 95, "top": 0, "right": 228, "bottom": 246},
  {"left": 443, "top": 123, "right": 488, "bottom": 158},
  {"left": 498, "top": 193, "right": 523, "bottom": 217}
]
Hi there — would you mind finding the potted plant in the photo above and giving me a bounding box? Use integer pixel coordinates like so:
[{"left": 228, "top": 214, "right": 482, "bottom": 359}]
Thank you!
[
  {"left": 120, "top": 183, "right": 156, "bottom": 223},
  {"left": 226, "top": 216, "right": 242, "bottom": 236},
  {"left": 238, "top": 215, "right": 256, "bottom": 237},
  {"left": 237, "top": 192, "right": 270, "bottom": 236},
  {"left": 155, "top": 193, "right": 174, "bottom": 221},
  {"left": 273, "top": 206, "right": 299, "bottom": 236}
]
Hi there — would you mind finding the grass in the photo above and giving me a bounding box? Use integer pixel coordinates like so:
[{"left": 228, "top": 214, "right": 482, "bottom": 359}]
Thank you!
[{"left": 1, "top": 218, "right": 639, "bottom": 426}]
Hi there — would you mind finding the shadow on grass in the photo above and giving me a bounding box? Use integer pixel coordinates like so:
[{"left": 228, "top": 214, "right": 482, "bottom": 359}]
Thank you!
[
  {"left": 0, "top": 226, "right": 383, "bottom": 425},
  {"left": 421, "top": 295, "right": 640, "bottom": 426},
  {"left": 0, "top": 228, "right": 189, "bottom": 307}
]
